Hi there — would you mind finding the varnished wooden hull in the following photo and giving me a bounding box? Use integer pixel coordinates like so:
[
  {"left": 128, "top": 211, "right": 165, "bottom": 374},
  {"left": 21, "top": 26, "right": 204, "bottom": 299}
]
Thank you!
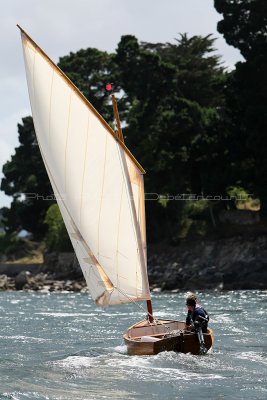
[{"left": 123, "top": 319, "right": 214, "bottom": 356}]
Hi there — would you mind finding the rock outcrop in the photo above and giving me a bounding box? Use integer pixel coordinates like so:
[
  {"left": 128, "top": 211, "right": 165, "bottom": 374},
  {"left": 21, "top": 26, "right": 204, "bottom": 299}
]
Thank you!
[
  {"left": 0, "top": 252, "right": 86, "bottom": 292},
  {"left": 147, "top": 234, "right": 267, "bottom": 291},
  {"left": 0, "top": 234, "right": 267, "bottom": 292}
]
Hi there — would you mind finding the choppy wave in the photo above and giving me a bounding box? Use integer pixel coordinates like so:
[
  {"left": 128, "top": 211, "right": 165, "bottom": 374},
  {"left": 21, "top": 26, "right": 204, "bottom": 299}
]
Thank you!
[
  {"left": 0, "top": 291, "right": 267, "bottom": 400},
  {"left": 35, "top": 312, "right": 98, "bottom": 317},
  {"left": 0, "top": 335, "right": 52, "bottom": 343}
]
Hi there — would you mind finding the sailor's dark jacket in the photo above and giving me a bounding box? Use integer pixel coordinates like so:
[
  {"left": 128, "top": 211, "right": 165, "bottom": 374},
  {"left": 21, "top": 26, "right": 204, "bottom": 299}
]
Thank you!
[{"left": 186, "top": 304, "right": 209, "bottom": 332}]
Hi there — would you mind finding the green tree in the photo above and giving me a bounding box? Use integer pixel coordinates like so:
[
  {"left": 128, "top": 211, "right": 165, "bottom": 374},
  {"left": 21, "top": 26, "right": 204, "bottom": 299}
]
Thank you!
[
  {"left": 44, "top": 204, "right": 72, "bottom": 251},
  {"left": 115, "top": 34, "right": 226, "bottom": 240},
  {"left": 1, "top": 117, "right": 54, "bottom": 237},
  {"left": 214, "top": 0, "right": 267, "bottom": 212},
  {"left": 58, "top": 47, "right": 117, "bottom": 122},
  {"left": 215, "top": 0, "right": 267, "bottom": 60},
  {"left": 1, "top": 35, "right": 228, "bottom": 244}
]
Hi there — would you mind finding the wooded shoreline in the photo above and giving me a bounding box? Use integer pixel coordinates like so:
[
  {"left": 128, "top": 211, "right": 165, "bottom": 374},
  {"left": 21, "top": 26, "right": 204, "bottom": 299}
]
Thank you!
[{"left": 1, "top": 234, "right": 267, "bottom": 292}]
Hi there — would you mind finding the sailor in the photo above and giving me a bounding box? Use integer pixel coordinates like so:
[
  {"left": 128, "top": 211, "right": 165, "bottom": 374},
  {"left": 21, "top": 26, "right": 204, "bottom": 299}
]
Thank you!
[{"left": 185, "top": 293, "right": 209, "bottom": 333}]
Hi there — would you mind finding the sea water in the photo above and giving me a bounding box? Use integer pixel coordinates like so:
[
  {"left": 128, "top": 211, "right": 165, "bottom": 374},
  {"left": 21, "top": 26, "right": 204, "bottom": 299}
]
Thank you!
[{"left": 0, "top": 290, "right": 266, "bottom": 400}]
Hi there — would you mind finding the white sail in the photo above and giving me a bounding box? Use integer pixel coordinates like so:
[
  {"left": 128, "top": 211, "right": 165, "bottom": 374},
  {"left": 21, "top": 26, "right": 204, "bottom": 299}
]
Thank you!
[{"left": 19, "top": 28, "right": 151, "bottom": 305}]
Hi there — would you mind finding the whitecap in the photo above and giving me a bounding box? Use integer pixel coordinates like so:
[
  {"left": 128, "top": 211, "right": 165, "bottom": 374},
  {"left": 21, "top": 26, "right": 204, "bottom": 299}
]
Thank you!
[
  {"left": 113, "top": 344, "right": 128, "bottom": 354},
  {"left": 35, "top": 312, "right": 97, "bottom": 317},
  {"left": 236, "top": 351, "right": 267, "bottom": 365},
  {"left": 0, "top": 335, "right": 52, "bottom": 343},
  {"left": 51, "top": 355, "right": 100, "bottom": 370}
]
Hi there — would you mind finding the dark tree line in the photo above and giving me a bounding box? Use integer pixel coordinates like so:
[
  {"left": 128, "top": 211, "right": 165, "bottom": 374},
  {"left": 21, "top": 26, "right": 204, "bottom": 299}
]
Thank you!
[
  {"left": 214, "top": 0, "right": 267, "bottom": 213},
  {"left": 1, "top": 0, "right": 267, "bottom": 244},
  {"left": 1, "top": 117, "right": 54, "bottom": 239}
]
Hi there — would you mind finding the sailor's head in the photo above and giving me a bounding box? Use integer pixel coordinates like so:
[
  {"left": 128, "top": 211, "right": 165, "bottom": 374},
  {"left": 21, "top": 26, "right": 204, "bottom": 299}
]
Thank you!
[{"left": 186, "top": 293, "right": 197, "bottom": 308}]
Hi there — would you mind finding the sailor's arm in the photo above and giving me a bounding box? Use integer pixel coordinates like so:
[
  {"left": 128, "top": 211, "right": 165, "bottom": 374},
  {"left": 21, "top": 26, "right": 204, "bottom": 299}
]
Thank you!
[{"left": 185, "top": 310, "right": 192, "bottom": 329}]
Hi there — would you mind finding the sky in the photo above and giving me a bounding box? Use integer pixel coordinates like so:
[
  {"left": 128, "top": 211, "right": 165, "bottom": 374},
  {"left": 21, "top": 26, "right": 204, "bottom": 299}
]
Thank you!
[{"left": 0, "top": 0, "right": 243, "bottom": 208}]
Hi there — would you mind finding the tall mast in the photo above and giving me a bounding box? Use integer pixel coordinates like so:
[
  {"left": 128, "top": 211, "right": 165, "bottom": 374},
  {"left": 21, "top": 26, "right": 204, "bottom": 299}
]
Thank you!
[
  {"left": 105, "top": 83, "right": 124, "bottom": 142},
  {"left": 147, "top": 300, "right": 153, "bottom": 322},
  {"left": 111, "top": 94, "right": 124, "bottom": 142}
]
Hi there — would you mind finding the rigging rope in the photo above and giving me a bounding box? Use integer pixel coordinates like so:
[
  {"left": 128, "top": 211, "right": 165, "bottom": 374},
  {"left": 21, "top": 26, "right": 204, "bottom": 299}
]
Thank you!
[
  {"left": 114, "top": 286, "right": 173, "bottom": 333},
  {"left": 71, "top": 249, "right": 177, "bottom": 334}
]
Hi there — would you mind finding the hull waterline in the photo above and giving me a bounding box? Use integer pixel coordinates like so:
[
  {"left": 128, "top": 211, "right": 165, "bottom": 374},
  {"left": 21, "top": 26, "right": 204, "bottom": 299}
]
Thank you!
[{"left": 123, "top": 319, "right": 214, "bottom": 356}]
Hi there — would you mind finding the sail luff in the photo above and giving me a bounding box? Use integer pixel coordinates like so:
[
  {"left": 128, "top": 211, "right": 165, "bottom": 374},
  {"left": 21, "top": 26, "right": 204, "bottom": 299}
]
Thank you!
[
  {"left": 117, "top": 146, "right": 151, "bottom": 298},
  {"left": 17, "top": 24, "right": 145, "bottom": 174}
]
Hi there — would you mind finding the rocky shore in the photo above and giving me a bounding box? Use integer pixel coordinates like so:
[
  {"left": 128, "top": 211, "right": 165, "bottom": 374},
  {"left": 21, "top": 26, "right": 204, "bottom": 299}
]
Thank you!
[
  {"left": 147, "top": 234, "right": 267, "bottom": 291},
  {"left": 1, "top": 234, "right": 267, "bottom": 292},
  {"left": 0, "top": 253, "right": 87, "bottom": 292}
]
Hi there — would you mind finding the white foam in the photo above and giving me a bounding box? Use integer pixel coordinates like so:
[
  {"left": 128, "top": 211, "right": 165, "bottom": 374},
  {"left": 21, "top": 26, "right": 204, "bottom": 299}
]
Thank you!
[
  {"left": 52, "top": 355, "right": 97, "bottom": 369},
  {"left": 0, "top": 335, "right": 51, "bottom": 343},
  {"left": 35, "top": 312, "right": 97, "bottom": 317},
  {"left": 237, "top": 351, "right": 267, "bottom": 365},
  {"left": 113, "top": 345, "right": 128, "bottom": 354}
]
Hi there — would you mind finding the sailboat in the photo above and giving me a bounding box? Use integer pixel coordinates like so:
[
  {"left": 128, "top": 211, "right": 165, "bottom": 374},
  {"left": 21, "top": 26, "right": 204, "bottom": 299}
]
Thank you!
[{"left": 18, "top": 26, "right": 214, "bottom": 356}]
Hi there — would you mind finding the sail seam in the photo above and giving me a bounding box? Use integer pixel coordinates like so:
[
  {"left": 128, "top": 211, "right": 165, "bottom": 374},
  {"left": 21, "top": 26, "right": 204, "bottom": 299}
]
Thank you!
[
  {"left": 79, "top": 112, "right": 90, "bottom": 227},
  {"left": 136, "top": 183, "right": 141, "bottom": 298},
  {"left": 64, "top": 91, "right": 72, "bottom": 193},
  {"left": 117, "top": 146, "right": 151, "bottom": 299},
  {"left": 48, "top": 69, "right": 55, "bottom": 151},
  {"left": 97, "top": 134, "right": 108, "bottom": 258},
  {"left": 115, "top": 180, "right": 124, "bottom": 291},
  {"left": 32, "top": 44, "right": 37, "bottom": 125},
  {"left": 116, "top": 146, "right": 139, "bottom": 279},
  {"left": 141, "top": 179, "right": 147, "bottom": 265}
]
